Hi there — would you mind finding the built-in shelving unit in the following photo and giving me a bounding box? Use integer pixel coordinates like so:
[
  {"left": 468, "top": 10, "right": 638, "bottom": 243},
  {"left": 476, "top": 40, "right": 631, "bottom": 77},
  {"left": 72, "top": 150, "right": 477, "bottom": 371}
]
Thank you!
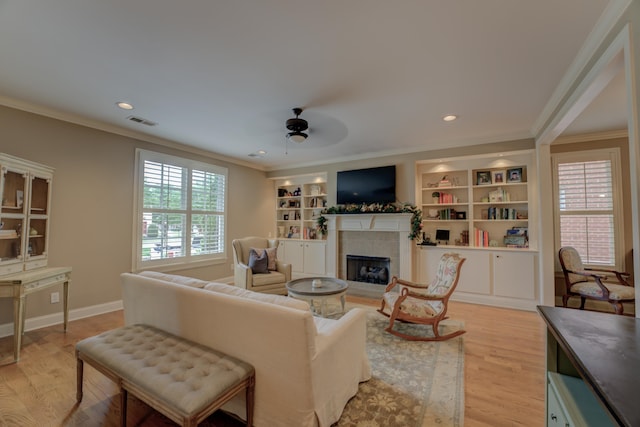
[
  {"left": 415, "top": 151, "right": 539, "bottom": 310},
  {"left": 273, "top": 173, "right": 328, "bottom": 275},
  {"left": 416, "top": 152, "right": 534, "bottom": 250},
  {"left": 275, "top": 176, "right": 327, "bottom": 240}
]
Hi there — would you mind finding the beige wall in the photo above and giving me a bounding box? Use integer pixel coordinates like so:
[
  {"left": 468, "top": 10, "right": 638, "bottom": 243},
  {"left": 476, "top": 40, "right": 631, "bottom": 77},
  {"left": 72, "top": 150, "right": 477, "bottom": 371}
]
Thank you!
[
  {"left": 0, "top": 106, "right": 273, "bottom": 324},
  {"left": 267, "top": 139, "right": 535, "bottom": 207}
]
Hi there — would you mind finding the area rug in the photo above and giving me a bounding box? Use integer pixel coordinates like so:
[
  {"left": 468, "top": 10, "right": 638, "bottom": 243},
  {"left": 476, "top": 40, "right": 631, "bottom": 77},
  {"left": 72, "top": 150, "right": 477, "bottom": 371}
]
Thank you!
[{"left": 334, "top": 308, "right": 464, "bottom": 427}]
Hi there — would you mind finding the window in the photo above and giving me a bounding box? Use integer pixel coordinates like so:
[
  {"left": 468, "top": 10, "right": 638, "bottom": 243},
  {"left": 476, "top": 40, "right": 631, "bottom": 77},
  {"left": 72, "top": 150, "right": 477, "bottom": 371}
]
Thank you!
[
  {"left": 133, "top": 149, "right": 227, "bottom": 270},
  {"left": 552, "top": 148, "right": 623, "bottom": 269}
]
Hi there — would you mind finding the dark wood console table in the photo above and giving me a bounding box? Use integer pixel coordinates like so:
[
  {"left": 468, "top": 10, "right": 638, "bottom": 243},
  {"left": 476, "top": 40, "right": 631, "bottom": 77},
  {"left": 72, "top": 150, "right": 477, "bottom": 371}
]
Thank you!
[{"left": 538, "top": 306, "right": 640, "bottom": 426}]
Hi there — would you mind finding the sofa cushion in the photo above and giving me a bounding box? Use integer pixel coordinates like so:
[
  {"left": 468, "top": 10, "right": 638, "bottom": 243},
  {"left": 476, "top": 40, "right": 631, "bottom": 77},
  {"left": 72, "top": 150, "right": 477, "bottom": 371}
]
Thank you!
[
  {"left": 252, "top": 270, "right": 286, "bottom": 286},
  {"left": 204, "top": 282, "right": 309, "bottom": 311},
  {"left": 139, "top": 271, "right": 211, "bottom": 288},
  {"left": 248, "top": 248, "right": 269, "bottom": 274}
]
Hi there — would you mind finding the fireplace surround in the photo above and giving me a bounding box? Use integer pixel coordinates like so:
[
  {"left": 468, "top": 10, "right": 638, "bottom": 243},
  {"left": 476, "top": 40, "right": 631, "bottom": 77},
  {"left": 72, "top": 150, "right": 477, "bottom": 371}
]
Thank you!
[{"left": 325, "top": 214, "right": 413, "bottom": 282}]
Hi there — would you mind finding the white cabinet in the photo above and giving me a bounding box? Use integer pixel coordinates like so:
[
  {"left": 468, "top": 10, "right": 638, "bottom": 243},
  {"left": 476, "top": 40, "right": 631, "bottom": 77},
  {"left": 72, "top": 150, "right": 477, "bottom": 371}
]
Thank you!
[
  {"left": 279, "top": 240, "right": 326, "bottom": 275},
  {"left": 417, "top": 246, "right": 538, "bottom": 310},
  {"left": 303, "top": 240, "right": 326, "bottom": 275},
  {"left": 493, "top": 251, "right": 535, "bottom": 299},
  {"left": 0, "top": 154, "right": 53, "bottom": 276},
  {"left": 419, "top": 246, "right": 490, "bottom": 295}
]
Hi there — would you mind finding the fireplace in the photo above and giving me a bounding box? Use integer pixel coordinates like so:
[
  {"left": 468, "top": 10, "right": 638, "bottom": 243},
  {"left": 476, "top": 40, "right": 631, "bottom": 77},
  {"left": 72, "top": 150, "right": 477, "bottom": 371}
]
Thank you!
[
  {"left": 346, "top": 255, "right": 390, "bottom": 284},
  {"left": 325, "top": 214, "right": 413, "bottom": 282}
]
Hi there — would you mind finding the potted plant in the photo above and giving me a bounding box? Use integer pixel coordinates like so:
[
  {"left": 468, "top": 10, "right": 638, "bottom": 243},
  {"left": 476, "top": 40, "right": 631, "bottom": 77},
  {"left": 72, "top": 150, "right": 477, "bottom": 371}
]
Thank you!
[{"left": 432, "top": 192, "right": 440, "bottom": 204}]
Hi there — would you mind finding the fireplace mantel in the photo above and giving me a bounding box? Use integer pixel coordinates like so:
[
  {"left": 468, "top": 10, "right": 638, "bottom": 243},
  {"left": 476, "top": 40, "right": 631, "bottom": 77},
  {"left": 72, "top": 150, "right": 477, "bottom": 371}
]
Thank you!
[{"left": 325, "top": 214, "right": 413, "bottom": 280}]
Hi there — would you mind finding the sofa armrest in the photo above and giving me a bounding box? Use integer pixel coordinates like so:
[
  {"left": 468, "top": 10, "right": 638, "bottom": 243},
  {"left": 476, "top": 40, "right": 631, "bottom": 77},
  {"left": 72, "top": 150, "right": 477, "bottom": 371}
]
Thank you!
[
  {"left": 275, "top": 260, "right": 292, "bottom": 282},
  {"left": 234, "top": 263, "right": 252, "bottom": 289},
  {"left": 312, "top": 308, "right": 372, "bottom": 426}
]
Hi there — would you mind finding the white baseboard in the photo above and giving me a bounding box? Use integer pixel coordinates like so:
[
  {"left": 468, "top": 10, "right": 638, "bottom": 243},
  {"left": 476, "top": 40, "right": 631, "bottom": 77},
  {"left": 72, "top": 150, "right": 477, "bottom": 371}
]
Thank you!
[{"left": 0, "top": 300, "right": 124, "bottom": 339}]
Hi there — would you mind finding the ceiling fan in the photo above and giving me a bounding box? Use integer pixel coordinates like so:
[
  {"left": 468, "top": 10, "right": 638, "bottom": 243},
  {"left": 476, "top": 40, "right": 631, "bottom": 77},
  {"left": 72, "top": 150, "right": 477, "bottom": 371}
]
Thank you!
[{"left": 286, "top": 108, "right": 308, "bottom": 143}]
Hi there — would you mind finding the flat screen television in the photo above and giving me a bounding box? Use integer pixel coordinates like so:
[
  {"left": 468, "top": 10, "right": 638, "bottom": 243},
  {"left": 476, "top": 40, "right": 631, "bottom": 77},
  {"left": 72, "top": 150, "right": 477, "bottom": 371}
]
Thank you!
[{"left": 336, "top": 165, "right": 396, "bottom": 205}]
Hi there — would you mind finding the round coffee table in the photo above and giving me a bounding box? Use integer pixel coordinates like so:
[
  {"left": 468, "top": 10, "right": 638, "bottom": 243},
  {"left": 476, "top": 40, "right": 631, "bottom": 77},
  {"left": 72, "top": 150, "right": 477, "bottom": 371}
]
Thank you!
[{"left": 286, "top": 277, "right": 349, "bottom": 317}]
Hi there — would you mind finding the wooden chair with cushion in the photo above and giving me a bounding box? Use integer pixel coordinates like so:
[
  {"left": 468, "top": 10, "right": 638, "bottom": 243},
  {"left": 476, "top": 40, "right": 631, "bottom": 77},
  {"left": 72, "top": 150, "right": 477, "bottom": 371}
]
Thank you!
[
  {"left": 378, "top": 252, "right": 466, "bottom": 341},
  {"left": 232, "top": 236, "right": 291, "bottom": 294},
  {"left": 558, "top": 246, "right": 635, "bottom": 315}
]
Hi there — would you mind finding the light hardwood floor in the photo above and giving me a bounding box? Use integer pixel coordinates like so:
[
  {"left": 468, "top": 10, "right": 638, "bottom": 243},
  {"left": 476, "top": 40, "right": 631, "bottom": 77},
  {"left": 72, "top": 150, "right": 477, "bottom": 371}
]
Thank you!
[{"left": 0, "top": 298, "right": 546, "bottom": 426}]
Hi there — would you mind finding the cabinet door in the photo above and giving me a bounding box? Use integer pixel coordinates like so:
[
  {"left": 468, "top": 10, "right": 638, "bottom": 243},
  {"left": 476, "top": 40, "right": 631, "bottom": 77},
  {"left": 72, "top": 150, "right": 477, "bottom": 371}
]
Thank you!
[
  {"left": 303, "top": 241, "right": 325, "bottom": 275},
  {"left": 456, "top": 250, "right": 491, "bottom": 294},
  {"left": 282, "top": 240, "right": 304, "bottom": 273},
  {"left": 547, "top": 381, "right": 570, "bottom": 427},
  {"left": 25, "top": 174, "right": 51, "bottom": 270},
  {"left": 493, "top": 252, "right": 535, "bottom": 299},
  {"left": 417, "top": 248, "right": 490, "bottom": 295},
  {"left": 0, "top": 165, "right": 28, "bottom": 274}
]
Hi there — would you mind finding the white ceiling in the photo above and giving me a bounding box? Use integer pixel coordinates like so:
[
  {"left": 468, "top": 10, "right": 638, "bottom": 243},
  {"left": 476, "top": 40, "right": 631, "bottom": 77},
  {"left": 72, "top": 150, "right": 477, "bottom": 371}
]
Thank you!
[{"left": 0, "top": 1, "right": 628, "bottom": 170}]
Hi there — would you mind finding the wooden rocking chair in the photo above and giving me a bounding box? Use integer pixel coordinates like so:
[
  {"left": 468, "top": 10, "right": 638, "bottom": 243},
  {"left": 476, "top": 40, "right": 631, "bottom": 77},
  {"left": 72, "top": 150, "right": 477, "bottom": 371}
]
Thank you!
[{"left": 378, "top": 252, "right": 466, "bottom": 341}]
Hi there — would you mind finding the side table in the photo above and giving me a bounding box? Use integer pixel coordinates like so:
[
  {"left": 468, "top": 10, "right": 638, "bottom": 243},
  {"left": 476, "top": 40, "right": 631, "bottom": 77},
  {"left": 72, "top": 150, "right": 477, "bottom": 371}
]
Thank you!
[
  {"left": 286, "top": 277, "right": 349, "bottom": 317},
  {"left": 0, "top": 266, "right": 72, "bottom": 363}
]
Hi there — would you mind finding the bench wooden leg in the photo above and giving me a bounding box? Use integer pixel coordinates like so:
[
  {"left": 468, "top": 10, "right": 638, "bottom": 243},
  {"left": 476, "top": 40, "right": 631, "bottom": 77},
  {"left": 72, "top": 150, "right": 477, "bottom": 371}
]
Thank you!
[
  {"left": 76, "top": 356, "right": 84, "bottom": 402},
  {"left": 245, "top": 375, "right": 255, "bottom": 427},
  {"left": 120, "top": 387, "right": 128, "bottom": 427}
]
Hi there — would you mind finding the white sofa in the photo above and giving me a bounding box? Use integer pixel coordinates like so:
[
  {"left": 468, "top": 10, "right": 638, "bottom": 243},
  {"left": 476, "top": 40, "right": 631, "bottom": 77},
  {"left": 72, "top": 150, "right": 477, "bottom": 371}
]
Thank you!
[{"left": 121, "top": 271, "right": 371, "bottom": 427}]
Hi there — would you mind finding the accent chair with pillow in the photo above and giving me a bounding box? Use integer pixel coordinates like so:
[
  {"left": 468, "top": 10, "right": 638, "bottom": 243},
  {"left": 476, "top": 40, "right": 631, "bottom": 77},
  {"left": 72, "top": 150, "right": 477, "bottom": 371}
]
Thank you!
[{"left": 232, "top": 236, "right": 291, "bottom": 294}]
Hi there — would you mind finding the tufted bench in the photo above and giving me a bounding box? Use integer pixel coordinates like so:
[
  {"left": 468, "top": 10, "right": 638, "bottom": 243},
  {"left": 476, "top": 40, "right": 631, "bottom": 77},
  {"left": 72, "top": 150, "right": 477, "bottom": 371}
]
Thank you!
[{"left": 75, "top": 324, "right": 255, "bottom": 427}]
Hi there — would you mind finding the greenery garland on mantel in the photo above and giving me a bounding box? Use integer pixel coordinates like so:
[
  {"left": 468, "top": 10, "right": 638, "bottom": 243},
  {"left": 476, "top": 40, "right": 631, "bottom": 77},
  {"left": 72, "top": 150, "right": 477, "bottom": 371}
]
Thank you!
[{"left": 316, "top": 203, "right": 423, "bottom": 240}]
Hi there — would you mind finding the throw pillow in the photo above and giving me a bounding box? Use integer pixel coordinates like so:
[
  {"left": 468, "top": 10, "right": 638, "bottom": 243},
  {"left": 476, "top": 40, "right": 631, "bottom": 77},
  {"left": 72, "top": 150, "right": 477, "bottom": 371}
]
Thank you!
[
  {"left": 251, "top": 247, "right": 278, "bottom": 271},
  {"left": 248, "top": 248, "right": 269, "bottom": 274}
]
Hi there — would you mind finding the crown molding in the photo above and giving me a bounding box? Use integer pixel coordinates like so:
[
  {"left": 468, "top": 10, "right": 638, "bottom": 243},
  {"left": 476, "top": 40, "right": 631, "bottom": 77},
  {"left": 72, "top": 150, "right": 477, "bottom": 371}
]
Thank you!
[
  {"left": 531, "top": 0, "right": 631, "bottom": 137},
  {"left": 552, "top": 129, "right": 628, "bottom": 145},
  {"left": 0, "top": 95, "right": 268, "bottom": 172}
]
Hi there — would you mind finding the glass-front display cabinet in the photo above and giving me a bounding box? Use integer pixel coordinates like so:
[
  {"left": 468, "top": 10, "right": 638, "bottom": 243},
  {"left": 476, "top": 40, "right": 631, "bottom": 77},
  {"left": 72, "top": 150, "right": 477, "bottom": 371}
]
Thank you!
[{"left": 0, "top": 154, "right": 53, "bottom": 275}]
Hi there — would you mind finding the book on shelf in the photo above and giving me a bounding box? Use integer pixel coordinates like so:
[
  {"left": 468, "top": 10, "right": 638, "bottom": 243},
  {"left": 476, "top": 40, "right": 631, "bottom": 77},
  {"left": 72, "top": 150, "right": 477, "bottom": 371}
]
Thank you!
[
  {"left": 487, "top": 207, "right": 518, "bottom": 220},
  {"left": 474, "top": 227, "right": 489, "bottom": 247},
  {"left": 438, "top": 192, "right": 458, "bottom": 204},
  {"left": 0, "top": 229, "right": 18, "bottom": 238},
  {"left": 488, "top": 187, "right": 510, "bottom": 202},
  {"left": 439, "top": 208, "right": 457, "bottom": 220}
]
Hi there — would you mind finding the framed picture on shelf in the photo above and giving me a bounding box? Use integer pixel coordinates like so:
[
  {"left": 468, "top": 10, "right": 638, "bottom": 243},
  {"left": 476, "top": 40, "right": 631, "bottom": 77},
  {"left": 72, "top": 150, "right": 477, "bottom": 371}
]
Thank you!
[
  {"left": 491, "top": 170, "right": 506, "bottom": 184},
  {"left": 507, "top": 167, "right": 523, "bottom": 183},
  {"left": 476, "top": 171, "right": 491, "bottom": 185},
  {"left": 456, "top": 211, "right": 466, "bottom": 220}
]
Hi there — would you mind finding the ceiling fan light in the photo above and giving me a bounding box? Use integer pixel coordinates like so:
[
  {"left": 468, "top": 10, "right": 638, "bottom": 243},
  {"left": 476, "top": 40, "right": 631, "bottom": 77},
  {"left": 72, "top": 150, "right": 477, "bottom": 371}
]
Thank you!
[{"left": 288, "top": 131, "right": 308, "bottom": 143}]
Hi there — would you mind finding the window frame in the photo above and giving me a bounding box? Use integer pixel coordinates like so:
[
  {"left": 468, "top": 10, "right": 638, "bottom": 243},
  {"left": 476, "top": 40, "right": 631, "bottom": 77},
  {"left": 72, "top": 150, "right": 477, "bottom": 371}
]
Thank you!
[
  {"left": 551, "top": 147, "right": 624, "bottom": 270},
  {"left": 132, "top": 149, "right": 228, "bottom": 272}
]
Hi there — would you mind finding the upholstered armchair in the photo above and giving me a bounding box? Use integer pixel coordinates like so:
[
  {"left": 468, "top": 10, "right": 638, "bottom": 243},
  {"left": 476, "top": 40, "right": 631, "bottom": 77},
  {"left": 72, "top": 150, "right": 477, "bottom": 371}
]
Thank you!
[
  {"left": 232, "top": 236, "right": 291, "bottom": 294},
  {"left": 558, "top": 246, "right": 635, "bottom": 315},
  {"left": 378, "top": 252, "right": 466, "bottom": 341}
]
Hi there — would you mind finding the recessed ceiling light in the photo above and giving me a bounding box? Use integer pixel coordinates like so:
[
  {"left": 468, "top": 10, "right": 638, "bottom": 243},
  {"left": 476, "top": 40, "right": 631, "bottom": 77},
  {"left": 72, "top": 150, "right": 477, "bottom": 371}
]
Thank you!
[
  {"left": 257, "top": 150, "right": 267, "bottom": 155},
  {"left": 116, "top": 102, "right": 134, "bottom": 110},
  {"left": 442, "top": 115, "right": 458, "bottom": 122}
]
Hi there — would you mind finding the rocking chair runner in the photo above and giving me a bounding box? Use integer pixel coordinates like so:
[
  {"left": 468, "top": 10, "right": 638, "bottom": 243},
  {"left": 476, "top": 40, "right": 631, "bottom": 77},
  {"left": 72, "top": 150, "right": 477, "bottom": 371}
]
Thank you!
[{"left": 378, "top": 253, "right": 466, "bottom": 341}]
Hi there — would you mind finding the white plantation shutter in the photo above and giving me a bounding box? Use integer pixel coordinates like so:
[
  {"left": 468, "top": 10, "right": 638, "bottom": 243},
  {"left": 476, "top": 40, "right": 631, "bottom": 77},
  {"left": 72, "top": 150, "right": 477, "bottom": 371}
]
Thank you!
[
  {"left": 135, "top": 150, "right": 227, "bottom": 269},
  {"left": 553, "top": 149, "right": 622, "bottom": 268},
  {"left": 190, "top": 169, "right": 226, "bottom": 255}
]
